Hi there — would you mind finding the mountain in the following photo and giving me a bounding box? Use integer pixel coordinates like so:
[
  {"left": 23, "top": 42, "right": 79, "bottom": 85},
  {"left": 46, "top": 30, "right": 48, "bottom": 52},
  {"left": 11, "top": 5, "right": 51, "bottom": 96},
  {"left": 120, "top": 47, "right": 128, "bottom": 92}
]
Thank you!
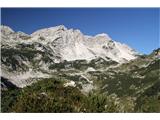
[
  {"left": 1, "top": 25, "right": 138, "bottom": 62},
  {"left": 1, "top": 25, "right": 138, "bottom": 88},
  {"left": 30, "top": 25, "right": 137, "bottom": 62},
  {"left": 1, "top": 25, "right": 159, "bottom": 113}
]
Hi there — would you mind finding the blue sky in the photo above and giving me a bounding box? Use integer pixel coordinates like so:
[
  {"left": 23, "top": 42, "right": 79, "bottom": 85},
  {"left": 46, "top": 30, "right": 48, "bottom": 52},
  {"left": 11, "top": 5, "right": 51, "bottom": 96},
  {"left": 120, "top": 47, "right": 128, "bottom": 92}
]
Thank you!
[{"left": 1, "top": 8, "right": 159, "bottom": 54}]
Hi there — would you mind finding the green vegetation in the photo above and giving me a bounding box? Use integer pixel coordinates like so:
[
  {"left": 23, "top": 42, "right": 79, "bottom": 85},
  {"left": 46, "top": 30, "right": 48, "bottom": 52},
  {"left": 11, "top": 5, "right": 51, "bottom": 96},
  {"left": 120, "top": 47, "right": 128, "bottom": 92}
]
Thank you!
[
  {"left": 1, "top": 89, "right": 20, "bottom": 112},
  {"left": 0, "top": 77, "right": 136, "bottom": 113},
  {"left": 2, "top": 78, "right": 81, "bottom": 112},
  {"left": 49, "top": 58, "right": 118, "bottom": 71},
  {"left": 135, "top": 81, "right": 160, "bottom": 112},
  {"left": 2, "top": 71, "right": 159, "bottom": 113}
]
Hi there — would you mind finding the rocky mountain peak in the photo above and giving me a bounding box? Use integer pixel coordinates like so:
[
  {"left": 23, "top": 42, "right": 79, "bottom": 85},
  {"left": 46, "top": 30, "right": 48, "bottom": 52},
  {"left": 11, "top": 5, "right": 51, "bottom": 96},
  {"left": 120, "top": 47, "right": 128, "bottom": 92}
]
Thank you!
[
  {"left": 94, "top": 33, "right": 111, "bottom": 40},
  {"left": 31, "top": 25, "right": 67, "bottom": 37},
  {"left": 1, "top": 25, "right": 14, "bottom": 35},
  {"left": 1, "top": 25, "right": 138, "bottom": 63}
]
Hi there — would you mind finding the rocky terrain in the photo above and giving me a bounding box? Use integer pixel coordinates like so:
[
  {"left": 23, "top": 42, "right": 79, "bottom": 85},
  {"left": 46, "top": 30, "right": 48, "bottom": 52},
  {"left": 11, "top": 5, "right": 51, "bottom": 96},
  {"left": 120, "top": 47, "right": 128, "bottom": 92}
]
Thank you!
[{"left": 1, "top": 25, "right": 160, "bottom": 112}]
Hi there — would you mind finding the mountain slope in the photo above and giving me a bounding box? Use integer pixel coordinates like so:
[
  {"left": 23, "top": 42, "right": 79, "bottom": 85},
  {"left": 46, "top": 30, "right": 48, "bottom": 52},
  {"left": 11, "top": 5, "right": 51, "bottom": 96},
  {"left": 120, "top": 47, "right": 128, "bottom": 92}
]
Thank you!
[
  {"left": 1, "top": 25, "right": 159, "bottom": 113},
  {"left": 30, "top": 25, "right": 138, "bottom": 62},
  {"left": 1, "top": 25, "right": 138, "bottom": 87},
  {"left": 1, "top": 48, "right": 159, "bottom": 112},
  {"left": 1, "top": 25, "right": 138, "bottom": 63}
]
